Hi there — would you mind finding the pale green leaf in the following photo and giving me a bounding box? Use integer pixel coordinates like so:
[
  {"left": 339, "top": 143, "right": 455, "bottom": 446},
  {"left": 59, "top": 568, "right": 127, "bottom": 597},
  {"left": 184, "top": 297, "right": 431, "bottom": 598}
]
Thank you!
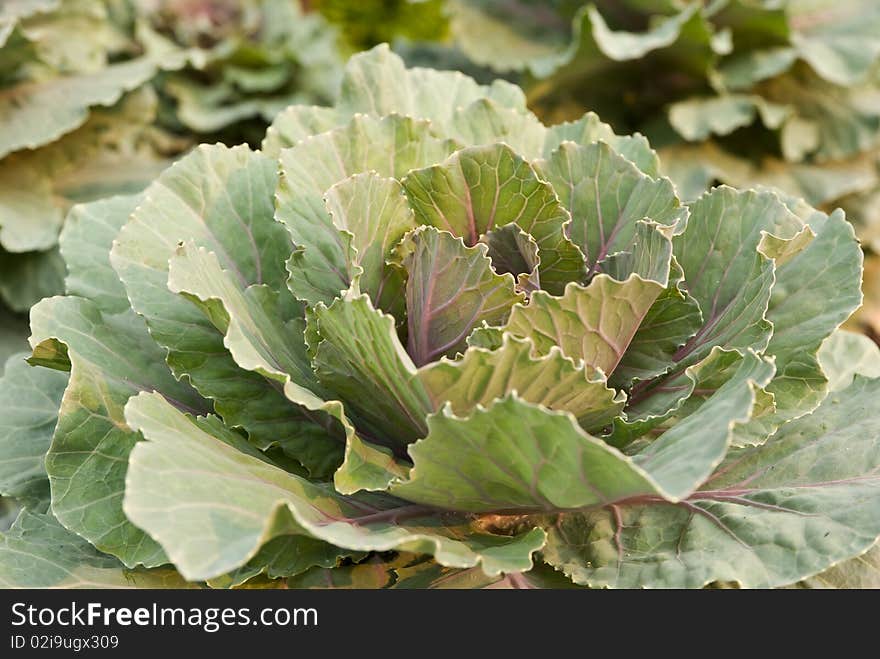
[
  {"left": 668, "top": 95, "right": 790, "bottom": 141},
  {"left": 790, "top": 0, "right": 880, "bottom": 86},
  {"left": 537, "top": 142, "right": 685, "bottom": 277},
  {"left": 12, "top": 0, "right": 127, "bottom": 75},
  {"left": 261, "top": 105, "right": 340, "bottom": 157},
  {"left": 525, "top": 2, "right": 715, "bottom": 129},
  {"left": 450, "top": 99, "right": 547, "bottom": 161},
  {"left": 337, "top": 43, "right": 525, "bottom": 132},
  {"left": 59, "top": 194, "right": 140, "bottom": 314},
  {"left": 588, "top": 4, "right": 702, "bottom": 61},
  {"left": 598, "top": 220, "right": 675, "bottom": 285},
  {"left": 817, "top": 330, "right": 880, "bottom": 393},
  {"left": 168, "top": 243, "right": 316, "bottom": 392},
  {"left": 544, "top": 376, "right": 880, "bottom": 588},
  {"left": 717, "top": 46, "right": 798, "bottom": 90},
  {"left": 0, "top": 352, "right": 66, "bottom": 508},
  {"left": 543, "top": 112, "right": 660, "bottom": 176},
  {"left": 754, "top": 208, "right": 863, "bottom": 428},
  {"left": 162, "top": 79, "right": 281, "bottom": 135},
  {"left": 312, "top": 294, "right": 432, "bottom": 452},
  {"left": 123, "top": 391, "right": 546, "bottom": 581},
  {"left": 632, "top": 351, "right": 775, "bottom": 499},
  {"left": 0, "top": 510, "right": 192, "bottom": 589},
  {"left": 446, "top": 0, "right": 569, "bottom": 75},
  {"left": 0, "top": 56, "right": 157, "bottom": 158},
  {"left": 392, "top": 394, "right": 664, "bottom": 513},
  {"left": 760, "top": 70, "right": 880, "bottom": 162},
  {"left": 0, "top": 160, "right": 61, "bottom": 252},
  {"left": 0, "top": 86, "right": 184, "bottom": 254},
  {"left": 502, "top": 275, "right": 664, "bottom": 377},
  {"left": 323, "top": 172, "right": 415, "bottom": 313},
  {"left": 418, "top": 334, "right": 623, "bottom": 432},
  {"left": 658, "top": 142, "right": 877, "bottom": 209},
  {"left": 670, "top": 187, "right": 802, "bottom": 368},
  {"left": 609, "top": 347, "right": 747, "bottom": 448},
  {"left": 30, "top": 296, "right": 208, "bottom": 567}
]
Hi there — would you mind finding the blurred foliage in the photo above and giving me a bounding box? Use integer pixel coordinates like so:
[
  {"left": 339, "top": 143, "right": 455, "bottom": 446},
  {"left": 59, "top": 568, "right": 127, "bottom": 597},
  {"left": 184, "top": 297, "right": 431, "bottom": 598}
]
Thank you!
[
  {"left": 313, "top": 0, "right": 449, "bottom": 53},
  {"left": 0, "top": 0, "right": 343, "bottom": 343}
]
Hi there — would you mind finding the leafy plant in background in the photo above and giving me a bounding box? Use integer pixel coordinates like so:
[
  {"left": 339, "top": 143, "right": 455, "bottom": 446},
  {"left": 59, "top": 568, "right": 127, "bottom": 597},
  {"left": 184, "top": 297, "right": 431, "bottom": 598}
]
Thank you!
[
  {"left": 150, "top": 0, "right": 341, "bottom": 138},
  {"left": 312, "top": 0, "right": 449, "bottom": 54},
  {"left": 363, "top": 0, "right": 880, "bottom": 341},
  {"left": 0, "top": 0, "right": 342, "bottom": 370},
  {"left": 1, "top": 46, "right": 879, "bottom": 588}
]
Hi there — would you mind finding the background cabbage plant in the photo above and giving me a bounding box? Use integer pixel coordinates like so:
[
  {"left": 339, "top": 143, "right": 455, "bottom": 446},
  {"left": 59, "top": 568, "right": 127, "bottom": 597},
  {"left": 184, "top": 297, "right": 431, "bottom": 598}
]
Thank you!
[
  {"left": 1, "top": 46, "right": 879, "bottom": 588},
  {"left": 0, "top": 0, "right": 342, "bottom": 369}
]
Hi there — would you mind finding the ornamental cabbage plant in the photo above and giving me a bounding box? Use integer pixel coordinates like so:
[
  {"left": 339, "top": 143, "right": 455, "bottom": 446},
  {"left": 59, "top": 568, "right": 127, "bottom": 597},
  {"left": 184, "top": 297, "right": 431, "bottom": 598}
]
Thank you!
[
  {"left": 1, "top": 45, "right": 880, "bottom": 589},
  {"left": 0, "top": 0, "right": 342, "bottom": 369}
]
